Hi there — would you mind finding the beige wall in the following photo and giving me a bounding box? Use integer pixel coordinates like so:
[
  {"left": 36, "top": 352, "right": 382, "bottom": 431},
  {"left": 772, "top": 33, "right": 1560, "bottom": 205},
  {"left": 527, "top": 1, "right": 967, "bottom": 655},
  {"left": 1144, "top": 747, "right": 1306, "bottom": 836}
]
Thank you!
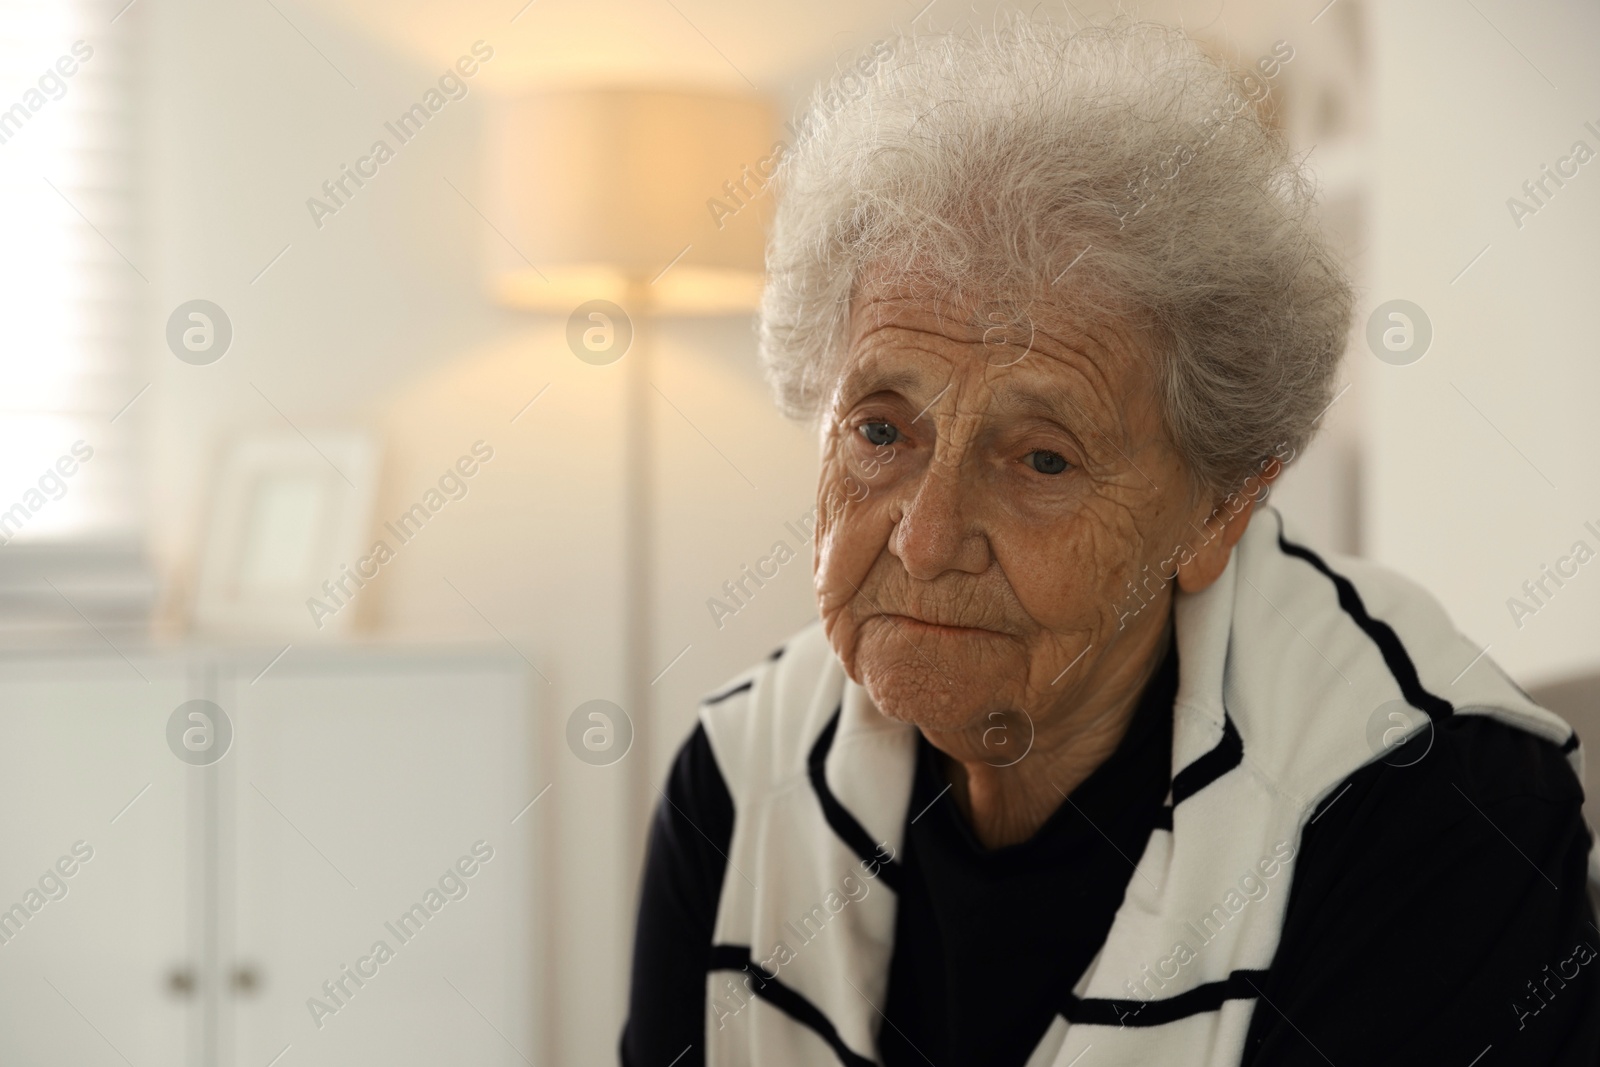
[
  {"left": 139, "top": 3, "right": 822, "bottom": 1058},
  {"left": 1365, "top": 0, "right": 1600, "bottom": 687}
]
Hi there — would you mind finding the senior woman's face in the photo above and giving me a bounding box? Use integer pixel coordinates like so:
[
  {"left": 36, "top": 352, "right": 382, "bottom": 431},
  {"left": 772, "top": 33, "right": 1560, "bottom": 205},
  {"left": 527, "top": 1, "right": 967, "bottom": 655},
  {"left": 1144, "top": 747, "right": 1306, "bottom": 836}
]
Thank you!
[{"left": 814, "top": 282, "right": 1220, "bottom": 738}]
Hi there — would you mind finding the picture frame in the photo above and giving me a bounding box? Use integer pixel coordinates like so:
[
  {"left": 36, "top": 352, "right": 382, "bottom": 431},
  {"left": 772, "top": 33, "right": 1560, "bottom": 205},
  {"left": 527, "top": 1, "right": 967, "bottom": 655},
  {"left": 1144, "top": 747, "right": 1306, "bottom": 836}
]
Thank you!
[{"left": 192, "top": 430, "right": 380, "bottom": 637}]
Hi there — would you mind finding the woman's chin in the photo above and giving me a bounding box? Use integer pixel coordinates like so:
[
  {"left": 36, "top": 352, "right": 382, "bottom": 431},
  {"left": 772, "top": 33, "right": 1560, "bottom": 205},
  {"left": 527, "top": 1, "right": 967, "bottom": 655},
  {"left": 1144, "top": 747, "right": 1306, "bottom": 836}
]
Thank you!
[
  {"left": 829, "top": 614, "right": 1024, "bottom": 731},
  {"left": 856, "top": 654, "right": 1001, "bottom": 735}
]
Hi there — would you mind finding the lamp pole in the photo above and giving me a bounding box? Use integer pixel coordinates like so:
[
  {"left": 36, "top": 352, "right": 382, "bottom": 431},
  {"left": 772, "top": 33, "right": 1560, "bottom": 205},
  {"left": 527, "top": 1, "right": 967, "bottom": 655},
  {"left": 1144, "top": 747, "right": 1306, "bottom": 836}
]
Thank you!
[{"left": 622, "top": 276, "right": 654, "bottom": 878}]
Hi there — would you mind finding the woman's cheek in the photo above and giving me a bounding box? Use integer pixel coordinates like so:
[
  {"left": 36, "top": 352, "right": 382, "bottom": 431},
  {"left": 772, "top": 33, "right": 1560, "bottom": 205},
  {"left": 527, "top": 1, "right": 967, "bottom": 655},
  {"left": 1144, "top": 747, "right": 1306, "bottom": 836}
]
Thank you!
[
  {"left": 999, "top": 524, "right": 1103, "bottom": 631},
  {"left": 814, "top": 472, "right": 893, "bottom": 602},
  {"left": 812, "top": 460, "right": 860, "bottom": 595},
  {"left": 815, "top": 485, "right": 873, "bottom": 578}
]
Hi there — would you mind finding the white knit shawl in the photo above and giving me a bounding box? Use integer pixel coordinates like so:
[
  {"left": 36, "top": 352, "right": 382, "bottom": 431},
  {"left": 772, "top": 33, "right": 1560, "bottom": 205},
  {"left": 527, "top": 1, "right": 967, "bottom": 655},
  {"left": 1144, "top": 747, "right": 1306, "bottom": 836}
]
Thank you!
[{"left": 698, "top": 512, "right": 1593, "bottom": 1066}]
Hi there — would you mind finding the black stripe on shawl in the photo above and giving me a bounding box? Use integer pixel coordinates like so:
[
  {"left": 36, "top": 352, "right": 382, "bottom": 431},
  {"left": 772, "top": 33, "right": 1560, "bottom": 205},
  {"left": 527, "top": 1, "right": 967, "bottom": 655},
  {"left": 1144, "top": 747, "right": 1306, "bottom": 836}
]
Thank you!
[
  {"left": 703, "top": 678, "right": 753, "bottom": 706},
  {"left": 1063, "top": 968, "right": 1270, "bottom": 1027},
  {"left": 707, "top": 944, "right": 878, "bottom": 1067},
  {"left": 1169, "top": 709, "right": 1244, "bottom": 806},
  {"left": 1275, "top": 524, "right": 1455, "bottom": 724},
  {"left": 808, "top": 706, "right": 904, "bottom": 893}
]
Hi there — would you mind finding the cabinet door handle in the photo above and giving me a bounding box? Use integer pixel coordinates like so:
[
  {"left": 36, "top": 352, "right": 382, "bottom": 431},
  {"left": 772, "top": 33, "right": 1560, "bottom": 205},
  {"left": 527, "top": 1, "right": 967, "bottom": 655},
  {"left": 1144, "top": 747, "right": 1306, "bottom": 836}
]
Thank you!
[
  {"left": 165, "top": 965, "right": 196, "bottom": 999},
  {"left": 231, "top": 964, "right": 262, "bottom": 996}
]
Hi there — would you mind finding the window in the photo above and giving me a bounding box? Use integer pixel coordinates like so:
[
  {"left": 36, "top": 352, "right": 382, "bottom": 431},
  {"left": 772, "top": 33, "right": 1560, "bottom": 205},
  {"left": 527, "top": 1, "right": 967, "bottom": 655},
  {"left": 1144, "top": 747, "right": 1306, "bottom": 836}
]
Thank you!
[{"left": 0, "top": 0, "right": 142, "bottom": 547}]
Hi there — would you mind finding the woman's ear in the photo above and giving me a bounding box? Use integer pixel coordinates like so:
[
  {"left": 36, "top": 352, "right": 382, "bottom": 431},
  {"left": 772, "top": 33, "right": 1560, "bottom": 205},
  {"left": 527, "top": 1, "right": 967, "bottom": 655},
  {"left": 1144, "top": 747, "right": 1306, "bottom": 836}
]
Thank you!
[{"left": 1174, "top": 458, "right": 1284, "bottom": 594}]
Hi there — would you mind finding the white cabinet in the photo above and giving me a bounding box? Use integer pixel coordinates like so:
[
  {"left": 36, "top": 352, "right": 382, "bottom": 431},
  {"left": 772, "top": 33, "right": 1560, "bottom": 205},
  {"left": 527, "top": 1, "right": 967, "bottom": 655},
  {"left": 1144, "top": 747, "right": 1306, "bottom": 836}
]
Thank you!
[
  {"left": 0, "top": 644, "right": 544, "bottom": 1067},
  {"left": 0, "top": 657, "right": 190, "bottom": 1065}
]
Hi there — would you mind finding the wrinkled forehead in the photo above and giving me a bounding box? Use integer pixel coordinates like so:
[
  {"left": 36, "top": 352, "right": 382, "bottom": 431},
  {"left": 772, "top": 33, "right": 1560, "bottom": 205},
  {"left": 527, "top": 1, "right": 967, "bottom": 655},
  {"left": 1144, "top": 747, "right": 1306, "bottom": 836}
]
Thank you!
[
  {"left": 847, "top": 269, "right": 1042, "bottom": 338},
  {"left": 837, "top": 278, "right": 1160, "bottom": 437}
]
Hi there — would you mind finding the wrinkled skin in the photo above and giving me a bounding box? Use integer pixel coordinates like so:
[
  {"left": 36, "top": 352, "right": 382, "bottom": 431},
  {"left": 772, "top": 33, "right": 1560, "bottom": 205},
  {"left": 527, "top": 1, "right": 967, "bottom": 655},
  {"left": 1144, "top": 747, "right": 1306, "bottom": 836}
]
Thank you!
[{"left": 813, "top": 276, "right": 1264, "bottom": 848}]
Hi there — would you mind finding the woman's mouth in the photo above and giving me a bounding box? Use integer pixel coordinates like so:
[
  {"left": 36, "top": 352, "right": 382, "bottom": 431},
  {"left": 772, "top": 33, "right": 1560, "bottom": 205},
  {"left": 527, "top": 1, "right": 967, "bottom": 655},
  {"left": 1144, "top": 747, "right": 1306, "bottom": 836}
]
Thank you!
[{"left": 882, "top": 613, "right": 998, "bottom": 637}]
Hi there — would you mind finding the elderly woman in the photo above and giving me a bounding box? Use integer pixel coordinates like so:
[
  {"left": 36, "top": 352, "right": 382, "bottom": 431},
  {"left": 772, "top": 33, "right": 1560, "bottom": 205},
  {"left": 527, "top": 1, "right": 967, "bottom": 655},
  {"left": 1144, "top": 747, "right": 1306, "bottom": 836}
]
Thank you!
[{"left": 622, "top": 17, "right": 1599, "bottom": 1067}]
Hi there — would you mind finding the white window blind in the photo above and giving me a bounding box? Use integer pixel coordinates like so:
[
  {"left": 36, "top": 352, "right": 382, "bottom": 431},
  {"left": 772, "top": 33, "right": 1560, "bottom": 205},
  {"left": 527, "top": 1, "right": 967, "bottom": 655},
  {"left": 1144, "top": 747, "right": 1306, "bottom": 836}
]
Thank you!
[{"left": 0, "top": 0, "right": 142, "bottom": 546}]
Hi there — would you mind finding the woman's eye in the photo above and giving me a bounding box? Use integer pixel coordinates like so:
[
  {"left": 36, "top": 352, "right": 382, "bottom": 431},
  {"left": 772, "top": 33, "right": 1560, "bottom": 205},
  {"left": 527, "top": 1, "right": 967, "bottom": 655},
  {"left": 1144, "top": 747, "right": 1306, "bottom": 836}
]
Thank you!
[
  {"left": 859, "top": 421, "right": 899, "bottom": 447},
  {"left": 1025, "top": 450, "right": 1070, "bottom": 475}
]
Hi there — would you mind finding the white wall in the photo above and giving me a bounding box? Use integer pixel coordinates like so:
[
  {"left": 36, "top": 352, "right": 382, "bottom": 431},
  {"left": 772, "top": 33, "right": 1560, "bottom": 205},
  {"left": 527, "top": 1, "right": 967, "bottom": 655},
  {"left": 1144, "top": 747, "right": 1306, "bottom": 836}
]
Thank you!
[
  {"left": 135, "top": 4, "right": 639, "bottom": 1061},
  {"left": 1366, "top": 0, "right": 1600, "bottom": 688},
  {"left": 135, "top": 2, "right": 825, "bottom": 1061}
]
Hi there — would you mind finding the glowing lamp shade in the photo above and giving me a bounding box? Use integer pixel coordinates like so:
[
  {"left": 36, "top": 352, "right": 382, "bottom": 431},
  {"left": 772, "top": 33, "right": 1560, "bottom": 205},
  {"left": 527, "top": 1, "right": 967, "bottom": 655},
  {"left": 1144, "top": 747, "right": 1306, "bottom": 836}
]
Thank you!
[{"left": 486, "top": 88, "right": 778, "bottom": 313}]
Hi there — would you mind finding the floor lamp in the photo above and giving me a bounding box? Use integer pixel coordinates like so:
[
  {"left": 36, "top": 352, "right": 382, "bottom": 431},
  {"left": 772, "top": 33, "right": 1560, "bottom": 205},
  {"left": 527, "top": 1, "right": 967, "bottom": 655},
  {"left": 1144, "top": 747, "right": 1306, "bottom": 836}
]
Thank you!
[{"left": 486, "top": 87, "right": 776, "bottom": 871}]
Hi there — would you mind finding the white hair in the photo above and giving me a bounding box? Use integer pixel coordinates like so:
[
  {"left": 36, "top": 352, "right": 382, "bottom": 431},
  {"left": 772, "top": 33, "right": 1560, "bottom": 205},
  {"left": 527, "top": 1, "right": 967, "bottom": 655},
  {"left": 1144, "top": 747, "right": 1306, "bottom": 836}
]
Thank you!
[{"left": 758, "top": 14, "right": 1352, "bottom": 495}]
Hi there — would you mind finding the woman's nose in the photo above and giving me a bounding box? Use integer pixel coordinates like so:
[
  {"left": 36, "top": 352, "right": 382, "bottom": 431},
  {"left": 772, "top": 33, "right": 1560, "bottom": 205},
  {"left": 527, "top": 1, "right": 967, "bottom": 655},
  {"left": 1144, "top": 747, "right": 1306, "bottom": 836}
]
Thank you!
[{"left": 890, "top": 456, "right": 989, "bottom": 580}]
